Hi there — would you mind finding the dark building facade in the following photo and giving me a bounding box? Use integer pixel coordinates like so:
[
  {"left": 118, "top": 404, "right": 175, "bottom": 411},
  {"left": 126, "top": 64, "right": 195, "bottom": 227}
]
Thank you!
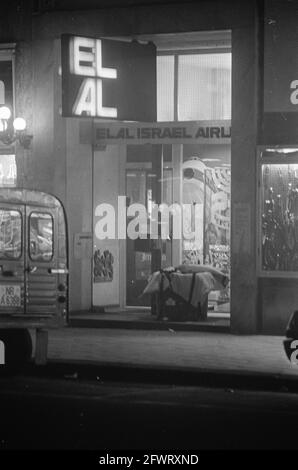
[{"left": 0, "top": 0, "right": 297, "bottom": 334}]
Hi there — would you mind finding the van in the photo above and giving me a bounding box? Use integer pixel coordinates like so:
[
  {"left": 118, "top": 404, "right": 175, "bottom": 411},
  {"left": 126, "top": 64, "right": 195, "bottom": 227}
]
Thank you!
[{"left": 0, "top": 188, "right": 68, "bottom": 369}]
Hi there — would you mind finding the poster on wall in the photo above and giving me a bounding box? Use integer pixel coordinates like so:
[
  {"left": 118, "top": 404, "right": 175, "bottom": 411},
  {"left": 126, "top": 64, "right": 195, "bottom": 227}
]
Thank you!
[
  {"left": 181, "top": 158, "right": 231, "bottom": 271},
  {"left": 93, "top": 249, "right": 114, "bottom": 283}
]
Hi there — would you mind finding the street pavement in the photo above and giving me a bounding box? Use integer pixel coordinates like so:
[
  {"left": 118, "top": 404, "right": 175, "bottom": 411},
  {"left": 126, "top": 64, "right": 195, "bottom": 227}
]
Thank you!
[
  {"left": 1, "top": 376, "right": 298, "bottom": 449},
  {"left": 30, "top": 327, "right": 298, "bottom": 380},
  {"left": 2, "top": 328, "right": 298, "bottom": 450}
]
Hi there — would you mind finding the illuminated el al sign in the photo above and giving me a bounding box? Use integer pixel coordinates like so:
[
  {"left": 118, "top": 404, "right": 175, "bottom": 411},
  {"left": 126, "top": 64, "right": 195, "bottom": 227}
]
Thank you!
[{"left": 70, "top": 36, "right": 118, "bottom": 118}]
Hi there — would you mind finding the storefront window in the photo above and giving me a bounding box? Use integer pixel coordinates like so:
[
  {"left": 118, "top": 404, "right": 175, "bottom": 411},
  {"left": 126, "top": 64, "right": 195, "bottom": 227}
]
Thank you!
[
  {"left": 157, "top": 51, "right": 231, "bottom": 121},
  {"left": 182, "top": 146, "right": 231, "bottom": 266},
  {"left": 182, "top": 147, "right": 231, "bottom": 311},
  {"left": 0, "top": 209, "right": 21, "bottom": 259},
  {"left": 178, "top": 53, "right": 231, "bottom": 121},
  {"left": 157, "top": 55, "right": 175, "bottom": 121},
  {"left": 260, "top": 160, "right": 298, "bottom": 273}
]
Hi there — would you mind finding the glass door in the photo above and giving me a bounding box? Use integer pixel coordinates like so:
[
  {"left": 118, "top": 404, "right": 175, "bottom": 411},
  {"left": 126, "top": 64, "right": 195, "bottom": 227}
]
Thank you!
[
  {"left": 126, "top": 144, "right": 173, "bottom": 306},
  {"left": 126, "top": 167, "right": 150, "bottom": 305},
  {"left": 26, "top": 207, "right": 59, "bottom": 315}
]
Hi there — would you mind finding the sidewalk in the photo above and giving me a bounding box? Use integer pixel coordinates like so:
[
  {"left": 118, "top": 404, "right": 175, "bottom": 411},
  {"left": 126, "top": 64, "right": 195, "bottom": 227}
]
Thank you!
[
  {"left": 31, "top": 326, "right": 298, "bottom": 382},
  {"left": 69, "top": 309, "right": 230, "bottom": 332}
]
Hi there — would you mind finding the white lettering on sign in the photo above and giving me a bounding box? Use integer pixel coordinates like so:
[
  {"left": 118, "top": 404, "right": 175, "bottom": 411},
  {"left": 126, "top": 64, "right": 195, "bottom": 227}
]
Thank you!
[
  {"left": 95, "top": 40, "right": 117, "bottom": 79},
  {"left": 70, "top": 36, "right": 118, "bottom": 118},
  {"left": 290, "top": 80, "right": 298, "bottom": 105},
  {"left": 73, "top": 78, "right": 117, "bottom": 118},
  {"left": 94, "top": 124, "right": 231, "bottom": 144},
  {"left": 70, "top": 37, "right": 117, "bottom": 79},
  {"left": 73, "top": 78, "right": 96, "bottom": 116},
  {"left": 70, "top": 36, "right": 96, "bottom": 77}
]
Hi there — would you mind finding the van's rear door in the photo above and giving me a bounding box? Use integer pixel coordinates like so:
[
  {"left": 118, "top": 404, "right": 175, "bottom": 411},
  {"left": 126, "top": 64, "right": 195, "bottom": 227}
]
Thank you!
[
  {"left": 0, "top": 204, "right": 25, "bottom": 315},
  {"left": 25, "top": 206, "right": 59, "bottom": 317}
]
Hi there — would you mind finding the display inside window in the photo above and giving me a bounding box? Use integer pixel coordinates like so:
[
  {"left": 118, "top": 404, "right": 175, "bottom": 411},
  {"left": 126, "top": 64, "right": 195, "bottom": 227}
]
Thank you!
[
  {"left": 261, "top": 161, "right": 298, "bottom": 272},
  {"left": 182, "top": 157, "right": 230, "bottom": 270},
  {"left": 181, "top": 156, "right": 231, "bottom": 308},
  {"left": 0, "top": 209, "right": 21, "bottom": 259},
  {"left": 29, "top": 212, "right": 53, "bottom": 261}
]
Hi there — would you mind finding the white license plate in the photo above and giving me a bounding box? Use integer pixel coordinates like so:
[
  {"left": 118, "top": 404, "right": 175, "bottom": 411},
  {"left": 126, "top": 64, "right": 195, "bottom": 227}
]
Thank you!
[{"left": 0, "top": 285, "right": 21, "bottom": 307}]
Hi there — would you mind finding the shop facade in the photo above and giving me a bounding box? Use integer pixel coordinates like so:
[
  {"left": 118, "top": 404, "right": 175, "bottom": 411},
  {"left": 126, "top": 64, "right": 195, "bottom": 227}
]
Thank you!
[
  {"left": 1, "top": 0, "right": 297, "bottom": 334},
  {"left": 90, "top": 119, "right": 231, "bottom": 312}
]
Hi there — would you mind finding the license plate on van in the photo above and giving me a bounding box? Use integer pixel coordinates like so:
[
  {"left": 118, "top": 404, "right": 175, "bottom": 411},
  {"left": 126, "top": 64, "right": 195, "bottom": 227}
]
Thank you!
[{"left": 0, "top": 285, "right": 21, "bottom": 307}]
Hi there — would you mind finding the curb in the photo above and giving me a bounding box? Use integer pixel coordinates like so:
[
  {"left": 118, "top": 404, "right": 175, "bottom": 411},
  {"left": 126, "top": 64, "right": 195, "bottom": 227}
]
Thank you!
[
  {"left": 22, "top": 359, "right": 298, "bottom": 393},
  {"left": 69, "top": 317, "right": 230, "bottom": 333}
]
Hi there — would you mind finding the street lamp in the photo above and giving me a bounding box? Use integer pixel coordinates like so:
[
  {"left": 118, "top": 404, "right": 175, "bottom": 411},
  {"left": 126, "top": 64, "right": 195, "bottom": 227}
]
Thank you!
[{"left": 0, "top": 106, "right": 32, "bottom": 149}]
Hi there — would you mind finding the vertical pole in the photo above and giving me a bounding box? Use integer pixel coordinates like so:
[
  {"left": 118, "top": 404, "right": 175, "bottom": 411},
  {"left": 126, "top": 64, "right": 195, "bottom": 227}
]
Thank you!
[
  {"left": 119, "top": 144, "right": 126, "bottom": 309},
  {"left": 151, "top": 144, "right": 162, "bottom": 273},
  {"left": 172, "top": 144, "right": 183, "bottom": 266}
]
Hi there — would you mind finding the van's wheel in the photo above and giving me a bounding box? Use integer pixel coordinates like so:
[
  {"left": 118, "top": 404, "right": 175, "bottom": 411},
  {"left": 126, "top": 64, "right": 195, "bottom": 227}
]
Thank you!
[{"left": 0, "top": 329, "right": 32, "bottom": 376}]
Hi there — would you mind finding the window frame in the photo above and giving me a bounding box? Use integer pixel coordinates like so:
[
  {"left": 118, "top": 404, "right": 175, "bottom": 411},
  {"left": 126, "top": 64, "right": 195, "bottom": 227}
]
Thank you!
[
  {"left": 0, "top": 208, "right": 22, "bottom": 260},
  {"left": 28, "top": 211, "right": 54, "bottom": 262},
  {"left": 257, "top": 146, "right": 298, "bottom": 278}
]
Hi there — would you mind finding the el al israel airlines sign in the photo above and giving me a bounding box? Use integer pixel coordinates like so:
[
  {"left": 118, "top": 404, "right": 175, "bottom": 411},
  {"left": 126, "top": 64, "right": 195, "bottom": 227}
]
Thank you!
[{"left": 61, "top": 35, "right": 157, "bottom": 121}]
